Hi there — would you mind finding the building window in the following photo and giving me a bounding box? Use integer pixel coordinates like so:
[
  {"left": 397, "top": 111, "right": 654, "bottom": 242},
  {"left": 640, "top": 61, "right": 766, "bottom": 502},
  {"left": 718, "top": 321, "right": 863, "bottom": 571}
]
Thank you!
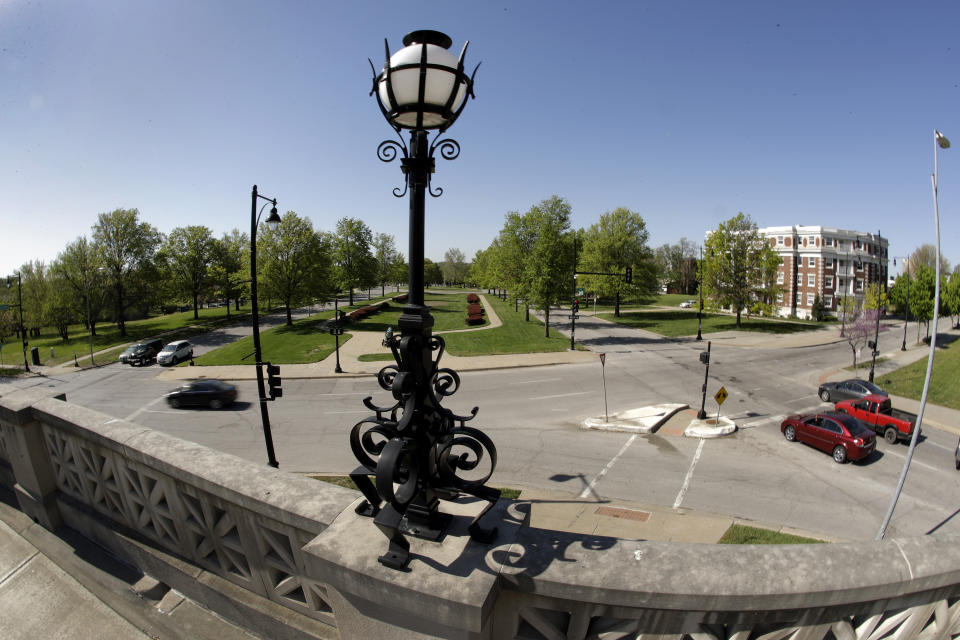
[
  {"left": 806, "top": 293, "right": 815, "bottom": 306},
  {"left": 825, "top": 237, "right": 834, "bottom": 246},
  {"left": 776, "top": 293, "right": 783, "bottom": 303},
  {"left": 777, "top": 271, "right": 784, "bottom": 284},
  {"left": 796, "top": 274, "right": 803, "bottom": 286},
  {"left": 837, "top": 239, "right": 844, "bottom": 248},
  {"left": 808, "top": 236, "right": 816, "bottom": 246},
  {"left": 824, "top": 294, "right": 833, "bottom": 308},
  {"left": 808, "top": 274, "right": 816, "bottom": 286},
  {"left": 808, "top": 256, "right": 816, "bottom": 267},
  {"left": 777, "top": 235, "right": 784, "bottom": 245},
  {"left": 825, "top": 258, "right": 833, "bottom": 269},
  {"left": 856, "top": 279, "right": 864, "bottom": 291},
  {"left": 825, "top": 276, "right": 833, "bottom": 289}
]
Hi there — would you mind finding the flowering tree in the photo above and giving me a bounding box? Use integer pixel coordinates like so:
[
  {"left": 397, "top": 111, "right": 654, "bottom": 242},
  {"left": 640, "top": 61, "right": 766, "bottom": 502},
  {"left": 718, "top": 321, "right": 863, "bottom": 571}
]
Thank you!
[{"left": 845, "top": 308, "right": 877, "bottom": 372}]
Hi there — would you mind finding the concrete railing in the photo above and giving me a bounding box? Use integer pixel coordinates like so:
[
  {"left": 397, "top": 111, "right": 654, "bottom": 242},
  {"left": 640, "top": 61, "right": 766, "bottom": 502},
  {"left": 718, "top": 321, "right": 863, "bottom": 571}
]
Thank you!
[{"left": 3, "top": 383, "right": 960, "bottom": 640}]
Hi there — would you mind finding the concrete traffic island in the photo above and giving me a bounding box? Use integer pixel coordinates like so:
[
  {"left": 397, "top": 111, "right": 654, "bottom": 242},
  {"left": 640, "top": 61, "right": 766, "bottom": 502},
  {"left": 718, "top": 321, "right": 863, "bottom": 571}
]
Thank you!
[
  {"left": 684, "top": 415, "right": 737, "bottom": 438},
  {"left": 582, "top": 403, "right": 688, "bottom": 433}
]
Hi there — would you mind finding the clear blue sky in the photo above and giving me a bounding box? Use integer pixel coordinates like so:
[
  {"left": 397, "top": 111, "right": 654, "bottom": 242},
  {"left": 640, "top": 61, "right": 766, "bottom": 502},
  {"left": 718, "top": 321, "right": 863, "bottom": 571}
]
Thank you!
[{"left": 2, "top": 0, "right": 958, "bottom": 277}]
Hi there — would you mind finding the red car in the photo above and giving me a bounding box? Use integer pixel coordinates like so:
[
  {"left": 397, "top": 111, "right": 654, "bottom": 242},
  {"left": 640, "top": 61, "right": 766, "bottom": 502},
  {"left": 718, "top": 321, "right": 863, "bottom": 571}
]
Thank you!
[{"left": 781, "top": 412, "right": 876, "bottom": 464}]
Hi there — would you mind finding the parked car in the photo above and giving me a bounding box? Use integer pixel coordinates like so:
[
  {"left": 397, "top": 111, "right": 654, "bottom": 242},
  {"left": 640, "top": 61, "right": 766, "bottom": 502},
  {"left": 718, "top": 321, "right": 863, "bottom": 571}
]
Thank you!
[
  {"left": 165, "top": 379, "right": 237, "bottom": 409},
  {"left": 834, "top": 394, "right": 917, "bottom": 444},
  {"left": 118, "top": 339, "right": 164, "bottom": 366},
  {"left": 157, "top": 340, "right": 194, "bottom": 366},
  {"left": 679, "top": 300, "right": 694, "bottom": 308},
  {"left": 781, "top": 412, "right": 876, "bottom": 463},
  {"left": 817, "top": 379, "right": 887, "bottom": 403}
]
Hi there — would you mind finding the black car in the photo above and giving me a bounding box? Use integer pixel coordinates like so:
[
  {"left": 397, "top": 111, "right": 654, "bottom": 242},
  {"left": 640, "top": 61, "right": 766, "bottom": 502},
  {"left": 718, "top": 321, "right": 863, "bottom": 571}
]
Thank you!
[
  {"left": 166, "top": 379, "right": 238, "bottom": 409},
  {"left": 818, "top": 379, "right": 888, "bottom": 403},
  {"left": 119, "top": 339, "right": 165, "bottom": 366}
]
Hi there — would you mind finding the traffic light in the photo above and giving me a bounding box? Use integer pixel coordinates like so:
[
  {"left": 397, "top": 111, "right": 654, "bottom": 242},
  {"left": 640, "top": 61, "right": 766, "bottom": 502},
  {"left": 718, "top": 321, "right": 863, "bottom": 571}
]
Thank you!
[
  {"left": 625, "top": 267, "right": 633, "bottom": 284},
  {"left": 266, "top": 363, "right": 282, "bottom": 399},
  {"left": 699, "top": 351, "right": 710, "bottom": 365},
  {"left": 572, "top": 298, "right": 579, "bottom": 312}
]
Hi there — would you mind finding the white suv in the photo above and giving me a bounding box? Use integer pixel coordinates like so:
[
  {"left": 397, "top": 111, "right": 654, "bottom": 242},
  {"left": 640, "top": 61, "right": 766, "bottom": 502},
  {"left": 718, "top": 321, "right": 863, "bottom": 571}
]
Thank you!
[{"left": 157, "top": 340, "right": 194, "bottom": 366}]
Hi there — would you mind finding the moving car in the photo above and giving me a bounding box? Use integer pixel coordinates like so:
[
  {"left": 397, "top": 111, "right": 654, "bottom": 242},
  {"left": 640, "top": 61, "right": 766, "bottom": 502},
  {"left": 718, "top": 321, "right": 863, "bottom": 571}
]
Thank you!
[
  {"left": 157, "top": 340, "right": 194, "bottom": 366},
  {"left": 679, "top": 300, "right": 695, "bottom": 308},
  {"left": 119, "top": 339, "right": 164, "bottom": 366},
  {"left": 165, "top": 379, "right": 237, "bottom": 409},
  {"left": 817, "top": 379, "right": 887, "bottom": 403},
  {"left": 781, "top": 411, "right": 876, "bottom": 463},
  {"left": 834, "top": 394, "right": 917, "bottom": 444}
]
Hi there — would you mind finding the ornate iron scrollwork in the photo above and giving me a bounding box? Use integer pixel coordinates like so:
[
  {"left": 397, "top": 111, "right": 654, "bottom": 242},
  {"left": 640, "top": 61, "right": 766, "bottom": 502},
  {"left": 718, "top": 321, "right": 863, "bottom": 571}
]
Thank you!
[
  {"left": 350, "top": 331, "right": 500, "bottom": 569},
  {"left": 375, "top": 133, "right": 461, "bottom": 199}
]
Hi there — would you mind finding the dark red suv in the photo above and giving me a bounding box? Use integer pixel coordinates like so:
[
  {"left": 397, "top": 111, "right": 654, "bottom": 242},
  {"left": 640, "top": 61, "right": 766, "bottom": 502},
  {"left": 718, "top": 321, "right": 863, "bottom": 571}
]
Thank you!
[{"left": 781, "top": 412, "right": 876, "bottom": 464}]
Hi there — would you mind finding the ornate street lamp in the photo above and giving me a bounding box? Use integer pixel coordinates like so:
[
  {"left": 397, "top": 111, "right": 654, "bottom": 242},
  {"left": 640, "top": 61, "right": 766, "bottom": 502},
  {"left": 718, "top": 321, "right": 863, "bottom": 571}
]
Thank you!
[
  {"left": 696, "top": 246, "right": 704, "bottom": 341},
  {"left": 250, "top": 185, "right": 282, "bottom": 468},
  {"left": 350, "top": 30, "right": 499, "bottom": 569}
]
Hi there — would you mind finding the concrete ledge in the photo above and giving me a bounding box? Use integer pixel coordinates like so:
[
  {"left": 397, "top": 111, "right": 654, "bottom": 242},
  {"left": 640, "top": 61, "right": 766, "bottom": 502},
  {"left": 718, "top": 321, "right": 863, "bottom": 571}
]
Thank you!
[
  {"left": 685, "top": 415, "right": 737, "bottom": 438},
  {"left": 583, "top": 404, "right": 688, "bottom": 433}
]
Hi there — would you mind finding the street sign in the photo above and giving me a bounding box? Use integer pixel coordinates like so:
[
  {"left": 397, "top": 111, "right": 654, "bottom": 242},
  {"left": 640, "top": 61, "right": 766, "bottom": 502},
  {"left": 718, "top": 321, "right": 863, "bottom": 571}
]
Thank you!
[
  {"left": 0, "top": 304, "right": 9, "bottom": 311},
  {"left": 599, "top": 353, "right": 606, "bottom": 366},
  {"left": 714, "top": 386, "right": 728, "bottom": 406},
  {"left": 329, "top": 327, "right": 345, "bottom": 336},
  {"left": 568, "top": 314, "right": 579, "bottom": 320},
  {"left": 576, "top": 288, "right": 585, "bottom": 296}
]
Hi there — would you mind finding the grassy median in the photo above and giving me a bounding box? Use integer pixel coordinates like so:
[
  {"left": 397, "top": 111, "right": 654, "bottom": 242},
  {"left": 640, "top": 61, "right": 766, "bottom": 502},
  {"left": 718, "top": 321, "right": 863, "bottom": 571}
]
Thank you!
[
  {"left": 877, "top": 339, "right": 960, "bottom": 410},
  {"left": 598, "top": 310, "right": 824, "bottom": 338}
]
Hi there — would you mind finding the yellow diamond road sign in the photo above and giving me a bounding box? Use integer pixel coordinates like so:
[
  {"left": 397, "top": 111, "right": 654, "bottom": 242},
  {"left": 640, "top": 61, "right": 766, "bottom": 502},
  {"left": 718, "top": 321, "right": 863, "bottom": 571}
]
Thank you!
[{"left": 714, "top": 386, "right": 728, "bottom": 406}]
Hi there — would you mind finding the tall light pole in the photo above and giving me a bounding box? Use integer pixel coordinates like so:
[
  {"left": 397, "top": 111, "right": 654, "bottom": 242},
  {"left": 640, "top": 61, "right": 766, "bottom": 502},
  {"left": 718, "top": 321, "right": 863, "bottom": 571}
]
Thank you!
[
  {"left": 696, "top": 246, "right": 704, "bottom": 341},
  {"left": 350, "top": 30, "right": 499, "bottom": 569},
  {"left": 877, "top": 129, "right": 950, "bottom": 540},
  {"left": 250, "top": 185, "right": 282, "bottom": 468},
  {"left": 868, "top": 230, "right": 884, "bottom": 383},
  {"left": 5, "top": 273, "right": 29, "bottom": 372},
  {"left": 893, "top": 257, "right": 911, "bottom": 351}
]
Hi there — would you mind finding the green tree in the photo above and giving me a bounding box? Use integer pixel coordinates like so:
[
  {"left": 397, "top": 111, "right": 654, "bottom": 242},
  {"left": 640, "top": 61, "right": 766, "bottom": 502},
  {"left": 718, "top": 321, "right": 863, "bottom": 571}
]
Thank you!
[
  {"left": 506, "top": 196, "right": 573, "bottom": 337},
  {"left": 469, "top": 248, "right": 491, "bottom": 289},
  {"left": 442, "top": 247, "right": 468, "bottom": 285},
  {"left": 943, "top": 270, "right": 960, "bottom": 329},
  {"left": 19, "top": 260, "right": 49, "bottom": 335},
  {"left": 372, "top": 233, "right": 400, "bottom": 297},
  {"left": 162, "top": 226, "right": 216, "bottom": 319},
  {"left": 210, "top": 229, "right": 248, "bottom": 317},
  {"left": 259, "top": 212, "right": 332, "bottom": 326},
  {"left": 43, "top": 266, "right": 78, "bottom": 341},
  {"left": 579, "top": 207, "right": 657, "bottom": 317},
  {"left": 424, "top": 258, "right": 443, "bottom": 286},
  {"left": 92, "top": 208, "right": 162, "bottom": 337},
  {"left": 53, "top": 236, "right": 107, "bottom": 336},
  {"left": 654, "top": 238, "right": 697, "bottom": 295},
  {"left": 863, "top": 281, "right": 890, "bottom": 312},
  {"left": 703, "top": 212, "right": 778, "bottom": 327},
  {"left": 909, "top": 264, "right": 936, "bottom": 343},
  {"left": 910, "top": 244, "right": 951, "bottom": 275},
  {"left": 389, "top": 253, "right": 408, "bottom": 290},
  {"left": 333, "top": 217, "right": 376, "bottom": 305}
]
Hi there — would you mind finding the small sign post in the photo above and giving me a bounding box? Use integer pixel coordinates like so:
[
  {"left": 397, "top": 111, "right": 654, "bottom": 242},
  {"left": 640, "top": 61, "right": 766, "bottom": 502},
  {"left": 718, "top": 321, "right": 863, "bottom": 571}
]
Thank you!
[
  {"left": 713, "top": 386, "right": 728, "bottom": 424},
  {"left": 599, "top": 353, "right": 608, "bottom": 421}
]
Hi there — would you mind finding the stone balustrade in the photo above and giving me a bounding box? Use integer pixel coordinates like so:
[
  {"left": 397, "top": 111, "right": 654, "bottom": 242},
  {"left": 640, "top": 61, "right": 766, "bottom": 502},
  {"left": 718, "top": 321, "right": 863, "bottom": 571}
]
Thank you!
[{"left": 2, "top": 383, "right": 960, "bottom": 640}]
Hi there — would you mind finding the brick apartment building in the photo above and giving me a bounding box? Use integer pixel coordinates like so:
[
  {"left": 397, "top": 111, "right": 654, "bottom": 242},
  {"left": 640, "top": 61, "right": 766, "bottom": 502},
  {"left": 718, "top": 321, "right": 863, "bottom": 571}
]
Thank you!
[{"left": 758, "top": 225, "right": 889, "bottom": 319}]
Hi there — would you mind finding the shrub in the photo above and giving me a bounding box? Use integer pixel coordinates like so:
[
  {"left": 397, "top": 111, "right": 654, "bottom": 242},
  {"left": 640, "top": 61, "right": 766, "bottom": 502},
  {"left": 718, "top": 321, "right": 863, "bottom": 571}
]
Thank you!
[
  {"left": 466, "top": 293, "right": 479, "bottom": 304},
  {"left": 467, "top": 303, "right": 484, "bottom": 316}
]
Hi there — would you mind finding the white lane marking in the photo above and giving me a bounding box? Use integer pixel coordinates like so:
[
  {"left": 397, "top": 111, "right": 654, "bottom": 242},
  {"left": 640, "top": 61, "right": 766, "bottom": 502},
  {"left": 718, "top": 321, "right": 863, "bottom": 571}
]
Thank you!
[
  {"left": 530, "top": 391, "right": 592, "bottom": 401},
  {"left": 925, "top": 439, "right": 952, "bottom": 452},
  {"left": 881, "top": 448, "right": 940, "bottom": 472},
  {"left": 124, "top": 397, "right": 166, "bottom": 423},
  {"left": 579, "top": 434, "right": 637, "bottom": 499},
  {"left": 515, "top": 378, "right": 562, "bottom": 385},
  {"left": 673, "top": 438, "right": 706, "bottom": 509}
]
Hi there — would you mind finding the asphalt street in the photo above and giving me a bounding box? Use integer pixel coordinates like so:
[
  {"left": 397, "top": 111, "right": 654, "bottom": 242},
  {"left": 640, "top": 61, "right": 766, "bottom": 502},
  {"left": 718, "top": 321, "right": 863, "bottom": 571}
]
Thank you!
[{"left": 8, "top": 310, "right": 960, "bottom": 542}]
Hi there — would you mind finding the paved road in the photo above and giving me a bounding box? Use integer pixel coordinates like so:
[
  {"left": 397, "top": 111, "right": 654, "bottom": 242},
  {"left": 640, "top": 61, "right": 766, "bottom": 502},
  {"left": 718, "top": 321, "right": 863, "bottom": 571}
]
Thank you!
[{"left": 9, "top": 309, "right": 960, "bottom": 542}]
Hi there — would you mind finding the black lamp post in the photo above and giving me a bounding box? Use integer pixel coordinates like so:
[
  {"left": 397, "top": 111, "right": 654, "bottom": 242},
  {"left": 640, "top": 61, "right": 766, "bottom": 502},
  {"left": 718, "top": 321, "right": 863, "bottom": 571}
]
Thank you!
[
  {"left": 5, "top": 273, "right": 29, "bottom": 372},
  {"left": 250, "top": 185, "right": 282, "bottom": 468},
  {"left": 696, "top": 246, "right": 704, "bottom": 341},
  {"left": 349, "top": 30, "right": 499, "bottom": 569},
  {"left": 333, "top": 292, "right": 343, "bottom": 374},
  {"left": 867, "top": 230, "right": 884, "bottom": 383},
  {"left": 893, "top": 257, "right": 911, "bottom": 351}
]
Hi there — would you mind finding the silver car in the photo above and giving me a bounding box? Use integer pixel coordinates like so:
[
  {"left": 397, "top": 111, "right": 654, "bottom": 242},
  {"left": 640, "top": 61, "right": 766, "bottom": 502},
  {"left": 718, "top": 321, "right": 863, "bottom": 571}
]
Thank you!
[{"left": 157, "top": 340, "right": 194, "bottom": 366}]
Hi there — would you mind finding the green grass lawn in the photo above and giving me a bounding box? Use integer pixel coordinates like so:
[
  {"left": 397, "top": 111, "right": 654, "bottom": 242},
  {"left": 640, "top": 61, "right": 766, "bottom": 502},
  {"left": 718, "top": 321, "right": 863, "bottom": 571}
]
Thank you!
[
  {"left": 349, "top": 292, "right": 487, "bottom": 334},
  {"left": 597, "top": 310, "right": 823, "bottom": 338},
  {"left": 718, "top": 524, "right": 823, "bottom": 544},
  {"left": 440, "top": 295, "right": 577, "bottom": 356},
  {"left": 1, "top": 304, "right": 254, "bottom": 368},
  {"left": 877, "top": 340, "right": 960, "bottom": 410},
  {"left": 193, "top": 309, "right": 353, "bottom": 365}
]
